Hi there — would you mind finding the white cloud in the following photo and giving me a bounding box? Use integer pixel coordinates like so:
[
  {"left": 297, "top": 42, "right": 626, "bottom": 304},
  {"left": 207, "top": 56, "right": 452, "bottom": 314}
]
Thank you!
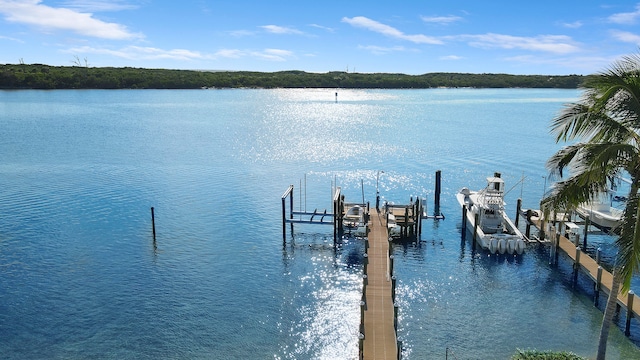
[
  {"left": 216, "top": 48, "right": 295, "bottom": 61},
  {"left": 610, "top": 30, "right": 640, "bottom": 44},
  {"left": 309, "top": 24, "right": 335, "bottom": 32},
  {"left": 261, "top": 25, "right": 303, "bottom": 35},
  {"left": 228, "top": 30, "right": 255, "bottom": 37},
  {"left": 0, "top": 34, "right": 24, "bottom": 43},
  {"left": 608, "top": 4, "right": 640, "bottom": 24},
  {"left": 440, "top": 55, "right": 463, "bottom": 60},
  {"left": 421, "top": 15, "right": 463, "bottom": 25},
  {"left": 456, "top": 33, "right": 580, "bottom": 54},
  {"left": 61, "top": 0, "right": 138, "bottom": 12},
  {"left": 562, "top": 21, "right": 583, "bottom": 29},
  {"left": 505, "top": 54, "right": 616, "bottom": 73},
  {"left": 342, "top": 16, "right": 443, "bottom": 45},
  {"left": 252, "top": 48, "right": 294, "bottom": 61},
  {"left": 0, "top": 0, "right": 141, "bottom": 40},
  {"left": 215, "top": 49, "right": 244, "bottom": 58},
  {"left": 66, "top": 45, "right": 209, "bottom": 61},
  {"left": 358, "top": 45, "right": 408, "bottom": 55},
  {"left": 71, "top": 45, "right": 297, "bottom": 63}
]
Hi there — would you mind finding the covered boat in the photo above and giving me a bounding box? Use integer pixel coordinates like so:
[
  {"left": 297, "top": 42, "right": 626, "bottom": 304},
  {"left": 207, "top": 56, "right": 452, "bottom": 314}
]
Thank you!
[
  {"left": 343, "top": 205, "right": 367, "bottom": 234},
  {"left": 575, "top": 190, "right": 623, "bottom": 233}
]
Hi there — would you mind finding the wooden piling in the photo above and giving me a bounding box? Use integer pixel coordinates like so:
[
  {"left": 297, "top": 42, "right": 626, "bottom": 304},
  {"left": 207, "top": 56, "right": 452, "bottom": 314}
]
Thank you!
[
  {"left": 549, "top": 227, "right": 558, "bottom": 266},
  {"left": 525, "top": 209, "right": 532, "bottom": 239},
  {"left": 595, "top": 266, "right": 603, "bottom": 306},
  {"left": 393, "top": 303, "right": 399, "bottom": 331},
  {"left": 626, "top": 291, "right": 635, "bottom": 336},
  {"left": 417, "top": 197, "right": 423, "bottom": 238},
  {"left": 282, "top": 197, "right": 287, "bottom": 242},
  {"left": 462, "top": 206, "right": 467, "bottom": 233},
  {"left": 404, "top": 207, "right": 409, "bottom": 238},
  {"left": 434, "top": 170, "right": 441, "bottom": 216},
  {"left": 553, "top": 232, "right": 562, "bottom": 266},
  {"left": 573, "top": 246, "right": 581, "bottom": 284},
  {"left": 281, "top": 185, "right": 295, "bottom": 242},
  {"left": 391, "top": 276, "right": 396, "bottom": 303},
  {"left": 364, "top": 253, "right": 369, "bottom": 275},
  {"left": 473, "top": 213, "right": 479, "bottom": 248},
  {"left": 150, "top": 207, "right": 156, "bottom": 240},
  {"left": 583, "top": 216, "right": 590, "bottom": 248},
  {"left": 528, "top": 216, "right": 640, "bottom": 337},
  {"left": 539, "top": 205, "right": 547, "bottom": 241}
]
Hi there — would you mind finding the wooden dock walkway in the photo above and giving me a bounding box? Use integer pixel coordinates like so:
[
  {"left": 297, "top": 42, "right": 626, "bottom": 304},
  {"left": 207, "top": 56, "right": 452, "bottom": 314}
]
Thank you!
[
  {"left": 534, "top": 218, "right": 639, "bottom": 334},
  {"left": 555, "top": 228, "right": 640, "bottom": 317},
  {"left": 362, "top": 208, "right": 398, "bottom": 359}
]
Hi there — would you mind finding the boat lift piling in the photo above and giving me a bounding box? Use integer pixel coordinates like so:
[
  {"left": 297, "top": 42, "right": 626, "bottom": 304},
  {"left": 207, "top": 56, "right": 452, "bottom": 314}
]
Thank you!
[{"left": 281, "top": 185, "right": 294, "bottom": 243}]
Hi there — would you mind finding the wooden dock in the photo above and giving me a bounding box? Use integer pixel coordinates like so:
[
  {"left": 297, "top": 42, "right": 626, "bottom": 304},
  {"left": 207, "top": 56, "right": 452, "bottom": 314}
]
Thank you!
[
  {"left": 361, "top": 208, "right": 398, "bottom": 359},
  {"left": 535, "top": 218, "right": 639, "bottom": 335}
]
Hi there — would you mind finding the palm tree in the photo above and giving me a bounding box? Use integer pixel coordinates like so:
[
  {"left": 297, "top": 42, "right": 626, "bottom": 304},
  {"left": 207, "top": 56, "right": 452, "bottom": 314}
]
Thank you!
[{"left": 541, "top": 51, "right": 640, "bottom": 360}]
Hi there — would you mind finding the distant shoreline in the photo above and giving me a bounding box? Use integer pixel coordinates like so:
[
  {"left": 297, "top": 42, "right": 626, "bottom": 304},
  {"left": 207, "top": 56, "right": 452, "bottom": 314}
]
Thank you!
[{"left": 0, "top": 64, "right": 585, "bottom": 90}]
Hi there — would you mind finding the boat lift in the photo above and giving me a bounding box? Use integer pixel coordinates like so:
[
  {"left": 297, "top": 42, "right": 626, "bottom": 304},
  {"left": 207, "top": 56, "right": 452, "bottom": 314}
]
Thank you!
[{"left": 281, "top": 170, "right": 446, "bottom": 244}]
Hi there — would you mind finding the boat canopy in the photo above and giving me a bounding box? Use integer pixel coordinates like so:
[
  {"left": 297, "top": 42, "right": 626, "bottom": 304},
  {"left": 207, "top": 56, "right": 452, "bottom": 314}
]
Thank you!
[{"left": 486, "top": 177, "right": 505, "bottom": 192}]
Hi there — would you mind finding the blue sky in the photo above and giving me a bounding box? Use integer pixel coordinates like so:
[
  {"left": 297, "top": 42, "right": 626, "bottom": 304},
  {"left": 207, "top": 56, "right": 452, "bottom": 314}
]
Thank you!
[{"left": 1, "top": 1, "right": 639, "bottom": 75}]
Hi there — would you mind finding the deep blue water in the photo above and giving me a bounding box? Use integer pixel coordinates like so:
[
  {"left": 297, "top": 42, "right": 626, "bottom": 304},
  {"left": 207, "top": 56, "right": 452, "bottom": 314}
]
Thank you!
[{"left": 0, "top": 88, "right": 639, "bottom": 359}]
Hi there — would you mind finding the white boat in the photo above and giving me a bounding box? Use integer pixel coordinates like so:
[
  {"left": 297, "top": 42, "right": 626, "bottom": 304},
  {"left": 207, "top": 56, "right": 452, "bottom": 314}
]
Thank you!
[
  {"left": 575, "top": 190, "right": 623, "bottom": 232},
  {"left": 456, "top": 174, "right": 526, "bottom": 255},
  {"left": 386, "top": 212, "right": 401, "bottom": 236},
  {"left": 343, "top": 205, "right": 367, "bottom": 234}
]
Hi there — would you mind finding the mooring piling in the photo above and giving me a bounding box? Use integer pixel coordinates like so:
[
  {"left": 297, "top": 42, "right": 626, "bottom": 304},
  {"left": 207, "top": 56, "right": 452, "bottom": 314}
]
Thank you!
[
  {"left": 595, "top": 266, "right": 603, "bottom": 306},
  {"left": 461, "top": 205, "right": 467, "bottom": 233},
  {"left": 434, "top": 170, "right": 441, "bottom": 216},
  {"left": 473, "top": 213, "right": 479, "bottom": 248},
  {"left": 573, "top": 246, "right": 581, "bottom": 284},
  {"left": 627, "top": 291, "right": 636, "bottom": 336},
  {"left": 530, "top": 215, "right": 640, "bottom": 338},
  {"left": 150, "top": 207, "right": 156, "bottom": 241},
  {"left": 583, "top": 216, "right": 590, "bottom": 247}
]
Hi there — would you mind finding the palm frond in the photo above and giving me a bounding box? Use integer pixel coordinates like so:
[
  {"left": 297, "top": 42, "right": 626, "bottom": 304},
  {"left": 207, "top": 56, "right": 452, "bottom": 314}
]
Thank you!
[{"left": 615, "top": 192, "right": 640, "bottom": 292}]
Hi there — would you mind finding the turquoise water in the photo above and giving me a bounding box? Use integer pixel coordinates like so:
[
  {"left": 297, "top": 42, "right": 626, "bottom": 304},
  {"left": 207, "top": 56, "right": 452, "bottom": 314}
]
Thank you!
[{"left": 0, "top": 88, "right": 639, "bottom": 359}]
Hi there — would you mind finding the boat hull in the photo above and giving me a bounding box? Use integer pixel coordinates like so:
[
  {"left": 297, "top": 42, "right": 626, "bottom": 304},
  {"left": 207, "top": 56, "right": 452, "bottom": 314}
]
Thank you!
[
  {"left": 343, "top": 205, "right": 367, "bottom": 235},
  {"left": 575, "top": 206, "right": 622, "bottom": 232},
  {"left": 457, "top": 191, "right": 526, "bottom": 255}
]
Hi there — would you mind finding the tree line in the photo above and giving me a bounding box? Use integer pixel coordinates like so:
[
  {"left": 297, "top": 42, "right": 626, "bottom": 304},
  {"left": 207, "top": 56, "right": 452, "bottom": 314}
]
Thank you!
[{"left": 0, "top": 64, "right": 585, "bottom": 89}]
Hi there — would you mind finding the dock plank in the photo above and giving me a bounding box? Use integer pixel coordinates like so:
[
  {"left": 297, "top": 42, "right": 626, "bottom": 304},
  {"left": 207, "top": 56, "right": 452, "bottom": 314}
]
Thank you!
[
  {"left": 538, "top": 219, "right": 639, "bottom": 319},
  {"left": 363, "top": 209, "right": 398, "bottom": 360}
]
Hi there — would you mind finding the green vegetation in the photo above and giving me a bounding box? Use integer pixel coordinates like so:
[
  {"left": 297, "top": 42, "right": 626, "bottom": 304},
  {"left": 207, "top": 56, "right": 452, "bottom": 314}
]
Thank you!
[
  {"left": 541, "top": 52, "right": 640, "bottom": 360},
  {"left": 0, "top": 64, "right": 584, "bottom": 89},
  {"left": 512, "top": 349, "right": 587, "bottom": 360}
]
